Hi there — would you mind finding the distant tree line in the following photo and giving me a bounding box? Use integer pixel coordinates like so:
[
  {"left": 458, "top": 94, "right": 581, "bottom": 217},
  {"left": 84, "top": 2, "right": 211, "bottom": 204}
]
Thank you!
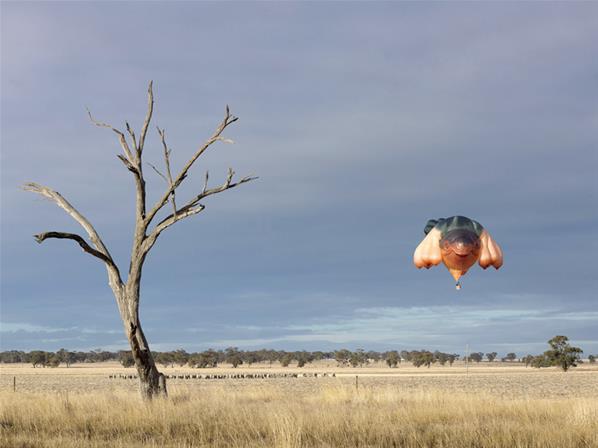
[
  {"left": 2, "top": 336, "right": 589, "bottom": 371},
  {"left": 0, "top": 347, "right": 460, "bottom": 369},
  {"left": 0, "top": 348, "right": 123, "bottom": 368}
]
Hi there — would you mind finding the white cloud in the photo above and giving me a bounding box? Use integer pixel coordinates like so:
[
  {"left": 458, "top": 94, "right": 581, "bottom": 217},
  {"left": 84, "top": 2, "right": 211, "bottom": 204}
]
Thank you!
[
  {"left": 0, "top": 322, "right": 74, "bottom": 333},
  {"left": 204, "top": 303, "right": 598, "bottom": 349},
  {"left": 0, "top": 322, "right": 120, "bottom": 335}
]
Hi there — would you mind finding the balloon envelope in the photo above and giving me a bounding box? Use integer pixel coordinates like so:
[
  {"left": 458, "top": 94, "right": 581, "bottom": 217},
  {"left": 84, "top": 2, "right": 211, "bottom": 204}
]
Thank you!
[{"left": 413, "top": 216, "right": 503, "bottom": 286}]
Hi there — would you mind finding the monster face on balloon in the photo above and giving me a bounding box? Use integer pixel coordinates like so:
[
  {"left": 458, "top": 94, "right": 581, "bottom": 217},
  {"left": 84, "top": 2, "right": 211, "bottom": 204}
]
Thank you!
[
  {"left": 440, "top": 228, "right": 481, "bottom": 280},
  {"left": 413, "top": 216, "right": 503, "bottom": 289}
]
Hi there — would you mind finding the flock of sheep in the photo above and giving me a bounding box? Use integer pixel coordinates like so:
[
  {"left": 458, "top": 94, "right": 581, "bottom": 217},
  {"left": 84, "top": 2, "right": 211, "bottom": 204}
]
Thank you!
[{"left": 109, "top": 372, "right": 337, "bottom": 380}]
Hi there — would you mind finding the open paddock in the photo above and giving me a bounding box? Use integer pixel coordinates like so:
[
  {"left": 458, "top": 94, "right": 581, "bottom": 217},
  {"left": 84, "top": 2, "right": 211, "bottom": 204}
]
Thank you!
[{"left": 1, "top": 362, "right": 597, "bottom": 399}]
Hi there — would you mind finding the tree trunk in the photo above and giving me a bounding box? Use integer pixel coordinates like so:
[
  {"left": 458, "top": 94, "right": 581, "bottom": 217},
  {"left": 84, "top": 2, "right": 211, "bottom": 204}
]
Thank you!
[
  {"left": 126, "top": 314, "right": 167, "bottom": 399},
  {"left": 130, "top": 325, "right": 167, "bottom": 399},
  {"left": 116, "top": 286, "right": 167, "bottom": 400}
]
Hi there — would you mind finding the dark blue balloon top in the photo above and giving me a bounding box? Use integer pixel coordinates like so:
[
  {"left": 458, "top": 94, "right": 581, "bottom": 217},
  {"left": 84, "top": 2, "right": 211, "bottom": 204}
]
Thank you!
[{"left": 423, "top": 216, "right": 484, "bottom": 237}]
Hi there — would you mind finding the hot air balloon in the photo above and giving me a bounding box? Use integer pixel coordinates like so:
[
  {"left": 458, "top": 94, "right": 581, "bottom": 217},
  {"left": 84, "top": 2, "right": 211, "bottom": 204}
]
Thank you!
[{"left": 413, "top": 216, "right": 503, "bottom": 289}]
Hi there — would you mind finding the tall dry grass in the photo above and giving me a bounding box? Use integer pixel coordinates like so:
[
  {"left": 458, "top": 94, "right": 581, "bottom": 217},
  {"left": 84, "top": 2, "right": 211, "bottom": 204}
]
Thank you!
[{"left": 1, "top": 383, "right": 597, "bottom": 448}]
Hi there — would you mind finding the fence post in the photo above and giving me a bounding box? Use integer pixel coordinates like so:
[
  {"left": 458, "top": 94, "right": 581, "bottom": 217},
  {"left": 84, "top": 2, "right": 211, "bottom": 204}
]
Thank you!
[
  {"left": 465, "top": 343, "right": 470, "bottom": 376},
  {"left": 355, "top": 375, "right": 358, "bottom": 391},
  {"left": 13, "top": 376, "right": 16, "bottom": 392}
]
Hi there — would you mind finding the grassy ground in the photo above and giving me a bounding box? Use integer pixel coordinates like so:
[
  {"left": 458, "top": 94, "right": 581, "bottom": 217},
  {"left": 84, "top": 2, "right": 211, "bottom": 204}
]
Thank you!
[
  {"left": 1, "top": 363, "right": 597, "bottom": 447},
  {"left": 2, "top": 384, "right": 597, "bottom": 447}
]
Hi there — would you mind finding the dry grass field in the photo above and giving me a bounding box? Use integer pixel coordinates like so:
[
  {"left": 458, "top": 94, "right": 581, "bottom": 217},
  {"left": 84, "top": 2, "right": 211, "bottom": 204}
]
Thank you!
[{"left": 1, "top": 362, "right": 598, "bottom": 447}]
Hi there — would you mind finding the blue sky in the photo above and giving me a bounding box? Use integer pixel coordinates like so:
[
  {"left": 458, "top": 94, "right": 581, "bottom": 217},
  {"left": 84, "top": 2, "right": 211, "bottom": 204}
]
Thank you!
[{"left": 1, "top": 2, "right": 597, "bottom": 356}]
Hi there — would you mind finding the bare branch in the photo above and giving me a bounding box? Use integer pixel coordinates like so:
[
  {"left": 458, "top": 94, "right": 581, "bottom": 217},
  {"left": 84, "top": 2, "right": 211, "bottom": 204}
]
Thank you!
[
  {"left": 148, "top": 163, "right": 168, "bottom": 183},
  {"left": 126, "top": 122, "right": 137, "bottom": 151},
  {"left": 143, "top": 170, "right": 256, "bottom": 256},
  {"left": 86, "top": 107, "right": 145, "bottom": 220},
  {"left": 155, "top": 205, "right": 205, "bottom": 234},
  {"left": 158, "top": 130, "right": 175, "bottom": 187},
  {"left": 196, "top": 171, "right": 257, "bottom": 204},
  {"left": 86, "top": 108, "right": 136, "bottom": 167},
  {"left": 157, "top": 127, "right": 177, "bottom": 217},
  {"left": 225, "top": 168, "right": 234, "bottom": 187},
  {"left": 85, "top": 108, "right": 113, "bottom": 129},
  {"left": 137, "top": 81, "right": 154, "bottom": 158},
  {"left": 150, "top": 171, "right": 257, "bottom": 233},
  {"left": 142, "top": 205, "right": 206, "bottom": 257},
  {"left": 117, "top": 154, "right": 137, "bottom": 173},
  {"left": 202, "top": 171, "right": 209, "bottom": 194},
  {"left": 145, "top": 105, "right": 239, "bottom": 226},
  {"left": 34, "top": 232, "right": 112, "bottom": 264},
  {"left": 24, "top": 182, "right": 122, "bottom": 286}
]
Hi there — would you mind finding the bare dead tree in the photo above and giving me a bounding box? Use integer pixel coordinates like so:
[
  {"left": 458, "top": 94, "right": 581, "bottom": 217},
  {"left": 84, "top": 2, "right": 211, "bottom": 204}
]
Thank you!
[{"left": 24, "top": 82, "right": 256, "bottom": 400}]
